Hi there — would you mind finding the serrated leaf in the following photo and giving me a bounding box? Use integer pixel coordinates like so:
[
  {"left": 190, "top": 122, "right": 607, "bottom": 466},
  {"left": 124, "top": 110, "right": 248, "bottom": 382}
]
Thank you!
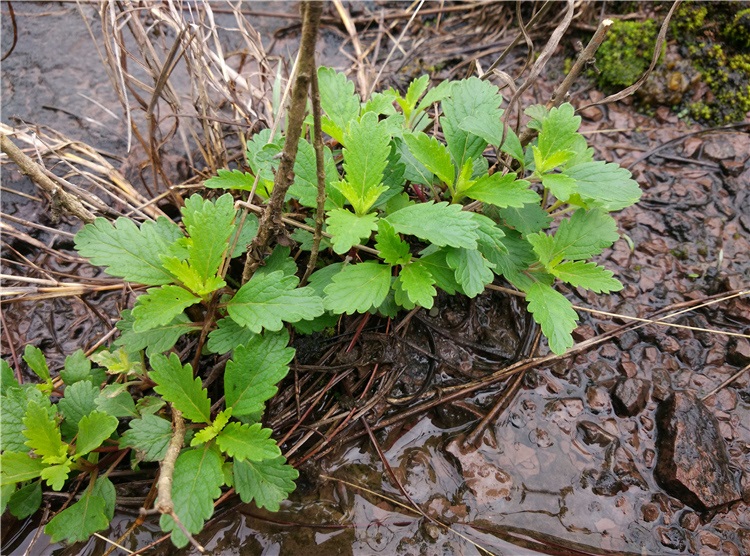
[
  {"left": 497, "top": 204, "right": 552, "bottom": 235},
  {"left": 159, "top": 445, "right": 224, "bottom": 548},
  {"left": 287, "top": 139, "right": 343, "bottom": 209},
  {"left": 458, "top": 114, "right": 505, "bottom": 147},
  {"left": 2, "top": 387, "right": 33, "bottom": 452},
  {"left": 75, "top": 216, "right": 183, "bottom": 285},
  {"left": 445, "top": 247, "right": 495, "bottom": 298},
  {"left": 149, "top": 353, "right": 211, "bottom": 424},
  {"left": 565, "top": 161, "right": 642, "bottom": 211},
  {"left": 397, "top": 262, "right": 437, "bottom": 308},
  {"left": 115, "top": 310, "right": 197, "bottom": 358},
  {"left": 1, "top": 359, "right": 17, "bottom": 395},
  {"left": 541, "top": 172, "right": 578, "bottom": 202},
  {"left": 60, "top": 349, "right": 103, "bottom": 386},
  {"left": 23, "top": 401, "right": 67, "bottom": 464},
  {"left": 225, "top": 330, "right": 294, "bottom": 417},
  {"left": 414, "top": 79, "right": 453, "bottom": 116},
  {"left": 323, "top": 262, "right": 393, "bottom": 315},
  {"left": 535, "top": 103, "right": 581, "bottom": 169},
  {"left": 386, "top": 201, "right": 479, "bottom": 249},
  {"left": 204, "top": 168, "right": 257, "bottom": 191},
  {"left": 363, "top": 90, "right": 398, "bottom": 116},
  {"left": 136, "top": 396, "right": 166, "bottom": 416},
  {"left": 131, "top": 285, "right": 201, "bottom": 332},
  {"left": 92, "top": 476, "right": 116, "bottom": 521},
  {"left": 340, "top": 111, "right": 391, "bottom": 215},
  {"left": 230, "top": 213, "right": 259, "bottom": 258},
  {"left": 22, "top": 345, "right": 50, "bottom": 383},
  {"left": 8, "top": 480, "right": 41, "bottom": 519},
  {"left": 59, "top": 380, "right": 99, "bottom": 438},
  {"left": 216, "top": 422, "right": 281, "bottom": 461},
  {"left": 191, "top": 409, "right": 232, "bottom": 447},
  {"left": 227, "top": 271, "right": 324, "bottom": 333},
  {"left": 552, "top": 208, "right": 620, "bottom": 261},
  {"left": 0, "top": 452, "right": 47, "bottom": 485},
  {"left": 326, "top": 209, "right": 378, "bottom": 254},
  {"left": 524, "top": 282, "right": 578, "bottom": 355},
  {"left": 395, "top": 136, "right": 434, "bottom": 186},
  {"left": 41, "top": 461, "right": 71, "bottom": 491},
  {"left": 45, "top": 489, "right": 109, "bottom": 544},
  {"left": 464, "top": 172, "right": 538, "bottom": 208},
  {"left": 96, "top": 384, "right": 137, "bottom": 418},
  {"left": 375, "top": 220, "right": 411, "bottom": 265},
  {"left": 441, "top": 78, "right": 502, "bottom": 169},
  {"left": 527, "top": 231, "right": 559, "bottom": 267},
  {"left": 306, "top": 263, "right": 345, "bottom": 297},
  {"left": 76, "top": 411, "right": 118, "bottom": 457},
  {"left": 245, "top": 130, "right": 282, "bottom": 197},
  {"left": 404, "top": 75, "right": 430, "bottom": 113},
  {"left": 233, "top": 456, "right": 298, "bottom": 512},
  {"left": 403, "top": 131, "right": 455, "bottom": 185},
  {"left": 1, "top": 483, "right": 13, "bottom": 514},
  {"left": 318, "top": 67, "right": 360, "bottom": 140},
  {"left": 207, "top": 317, "right": 256, "bottom": 355},
  {"left": 500, "top": 127, "right": 525, "bottom": 163},
  {"left": 417, "top": 250, "right": 463, "bottom": 295},
  {"left": 255, "top": 245, "right": 298, "bottom": 278},
  {"left": 90, "top": 346, "right": 143, "bottom": 375},
  {"left": 533, "top": 146, "right": 575, "bottom": 174},
  {"left": 472, "top": 213, "right": 508, "bottom": 269},
  {"left": 551, "top": 261, "right": 623, "bottom": 293},
  {"left": 120, "top": 414, "right": 173, "bottom": 462}
]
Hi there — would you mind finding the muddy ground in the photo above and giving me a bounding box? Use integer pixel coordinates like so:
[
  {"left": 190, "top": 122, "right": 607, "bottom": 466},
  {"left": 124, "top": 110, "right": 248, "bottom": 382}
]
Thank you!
[{"left": 2, "top": 2, "right": 749, "bottom": 555}]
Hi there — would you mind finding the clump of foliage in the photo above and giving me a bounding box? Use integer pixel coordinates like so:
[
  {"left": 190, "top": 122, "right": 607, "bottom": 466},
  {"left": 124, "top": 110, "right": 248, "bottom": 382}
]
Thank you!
[
  {"left": 595, "top": 19, "right": 662, "bottom": 89},
  {"left": 723, "top": 7, "right": 750, "bottom": 49},
  {"left": 1, "top": 68, "right": 641, "bottom": 548}
]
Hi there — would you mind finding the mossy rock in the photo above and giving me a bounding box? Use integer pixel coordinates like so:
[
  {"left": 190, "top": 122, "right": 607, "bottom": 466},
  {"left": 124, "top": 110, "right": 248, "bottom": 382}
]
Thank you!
[{"left": 595, "top": 19, "right": 664, "bottom": 90}]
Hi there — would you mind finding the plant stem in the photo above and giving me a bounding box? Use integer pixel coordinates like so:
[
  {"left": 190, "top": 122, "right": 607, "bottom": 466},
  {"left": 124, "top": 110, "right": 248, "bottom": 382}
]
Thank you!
[{"left": 242, "top": 0, "right": 323, "bottom": 283}]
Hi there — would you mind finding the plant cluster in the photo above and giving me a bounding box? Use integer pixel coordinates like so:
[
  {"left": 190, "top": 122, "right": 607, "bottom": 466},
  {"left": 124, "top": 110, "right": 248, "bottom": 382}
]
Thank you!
[
  {"left": 1, "top": 68, "right": 640, "bottom": 547},
  {"left": 595, "top": 19, "right": 662, "bottom": 89}
]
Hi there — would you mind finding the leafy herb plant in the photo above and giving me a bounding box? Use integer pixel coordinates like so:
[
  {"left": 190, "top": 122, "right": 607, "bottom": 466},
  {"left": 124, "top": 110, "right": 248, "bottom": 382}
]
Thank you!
[{"left": 1, "top": 67, "right": 639, "bottom": 548}]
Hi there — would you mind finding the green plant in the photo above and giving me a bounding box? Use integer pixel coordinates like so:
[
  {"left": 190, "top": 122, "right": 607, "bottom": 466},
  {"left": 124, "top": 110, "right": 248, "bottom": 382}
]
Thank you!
[
  {"left": 1, "top": 68, "right": 640, "bottom": 548},
  {"left": 595, "top": 19, "right": 663, "bottom": 89}
]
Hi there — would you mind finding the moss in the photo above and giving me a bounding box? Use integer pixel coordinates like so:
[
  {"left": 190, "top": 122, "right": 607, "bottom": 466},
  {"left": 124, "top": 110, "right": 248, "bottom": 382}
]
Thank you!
[
  {"left": 690, "top": 42, "right": 750, "bottom": 123},
  {"left": 596, "top": 20, "right": 663, "bottom": 89},
  {"left": 671, "top": 3, "right": 708, "bottom": 35},
  {"left": 724, "top": 8, "right": 750, "bottom": 48}
]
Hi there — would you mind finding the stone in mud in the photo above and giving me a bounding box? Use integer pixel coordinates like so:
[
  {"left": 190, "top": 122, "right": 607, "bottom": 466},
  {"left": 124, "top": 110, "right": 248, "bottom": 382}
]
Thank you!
[
  {"left": 727, "top": 338, "right": 750, "bottom": 366},
  {"left": 654, "top": 391, "right": 741, "bottom": 510},
  {"left": 611, "top": 377, "right": 650, "bottom": 417}
]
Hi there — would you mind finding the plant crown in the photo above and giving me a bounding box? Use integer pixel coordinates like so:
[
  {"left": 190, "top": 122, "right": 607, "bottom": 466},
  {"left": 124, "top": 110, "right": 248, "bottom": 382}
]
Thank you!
[{"left": 1, "top": 68, "right": 640, "bottom": 547}]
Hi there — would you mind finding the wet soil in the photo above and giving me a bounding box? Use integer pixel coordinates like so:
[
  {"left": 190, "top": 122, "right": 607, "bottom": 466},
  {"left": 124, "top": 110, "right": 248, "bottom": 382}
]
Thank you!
[{"left": 2, "top": 3, "right": 750, "bottom": 556}]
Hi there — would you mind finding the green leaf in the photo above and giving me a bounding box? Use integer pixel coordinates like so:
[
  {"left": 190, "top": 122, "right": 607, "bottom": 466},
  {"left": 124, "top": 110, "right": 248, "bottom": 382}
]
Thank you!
[
  {"left": 565, "top": 161, "right": 642, "bottom": 211},
  {"left": 1, "top": 359, "right": 17, "bottom": 395},
  {"left": 90, "top": 346, "right": 143, "bottom": 375},
  {"left": 288, "top": 139, "right": 343, "bottom": 209},
  {"left": 363, "top": 90, "right": 398, "bottom": 116},
  {"left": 323, "top": 262, "right": 393, "bottom": 315},
  {"left": 397, "top": 262, "right": 437, "bottom": 308},
  {"left": 527, "top": 231, "right": 559, "bottom": 267},
  {"left": 441, "top": 78, "right": 502, "bottom": 169},
  {"left": 92, "top": 476, "right": 116, "bottom": 521},
  {"left": 395, "top": 137, "right": 434, "bottom": 186},
  {"left": 76, "top": 411, "right": 118, "bottom": 457},
  {"left": 41, "top": 461, "right": 72, "bottom": 491},
  {"left": 245, "top": 130, "right": 282, "bottom": 197},
  {"left": 318, "top": 67, "right": 360, "bottom": 140},
  {"left": 225, "top": 330, "right": 294, "bottom": 417},
  {"left": 417, "top": 250, "right": 463, "bottom": 295},
  {"left": 227, "top": 271, "right": 324, "bottom": 333},
  {"left": 191, "top": 409, "right": 232, "bottom": 447},
  {"left": 204, "top": 168, "right": 257, "bottom": 191},
  {"left": 8, "top": 481, "right": 42, "bottom": 519},
  {"left": 96, "top": 384, "right": 138, "bottom": 418},
  {"left": 2, "top": 387, "right": 34, "bottom": 452},
  {"left": 59, "top": 380, "right": 99, "bottom": 438},
  {"left": 497, "top": 204, "right": 552, "bottom": 235},
  {"left": 23, "top": 401, "right": 67, "bottom": 464},
  {"left": 403, "top": 131, "right": 455, "bottom": 185},
  {"left": 464, "top": 173, "right": 538, "bottom": 208},
  {"left": 446, "top": 247, "right": 495, "bottom": 298},
  {"left": 386, "top": 201, "right": 479, "bottom": 249},
  {"left": 233, "top": 456, "right": 298, "bottom": 512},
  {"left": 0, "top": 452, "right": 48, "bottom": 485},
  {"left": 306, "top": 263, "right": 345, "bottom": 298},
  {"left": 500, "top": 127, "right": 525, "bottom": 163},
  {"left": 1, "top": 483, "right": 14, "bottom": 515},
  {"left": 230, "top": 213, "right": 259, "bottom": 258},
  {"left": 533, "top": 146, "right": 575, "bottom": 174},
  {"left": 149, "top": 353, "right": 211, "bottom": 424},
  {"left": 524, "top": 282, "right": 578, "bottom": 355},
  {"left": 375, "top": 220, "right": 411, "bottom": 266},
  {"left": 45, "top": 489, "right": 109, "bottom": 544},
  {"left": 338, "top": 111, "right": 391, "bottom": 215},
  {"left": 255, "top": 245, "right": 298, "bottom": 278},
  {"left": 535, "top": 103, "right": 581, "bottom": 168},
  {"left": 160, "top": 445, "right": 224, "bottom": 548},
  {"left": 115, "top": 310, "right": 197, "bottom": 358},
  {"left": 472, "top": 213, "right": 509, "bottom": 270},
  {"left": 207, "top": 317, "right": 256, "bottom": 355},
  {"left": 60, "top": 349, "right": 104, "bottom": 386},
  {"left": 75, "top": 216, "right": 183, "bottom": 285},
  {"left": 326, "top": 209, "right": 379, "bottom": 254},
  {"left": 551, "top": 261, "right": 624, "bottom": 293},
  {"left": 131, "top": 285, "right": 201, "bottom": 332},
  {"left": 402, "top": 75, "right": 430, "bottom": 115},
  {"left": 216, "top": 422, "right": 281, "bottom": 461},
  {"left": 22, "top": 345, "right": 50, "bottom": 383},
  {"left": 120, "top": 414, "right": 173, "bottom": 462},
  {"left": 135, "top": 396, "right": 166, "bottom": 416},
  {"left": 541, "top": 172, "right": 578, "bottom": 202},
  {"left": 551, "top": 208, "right": 620, "bottom": 261}
]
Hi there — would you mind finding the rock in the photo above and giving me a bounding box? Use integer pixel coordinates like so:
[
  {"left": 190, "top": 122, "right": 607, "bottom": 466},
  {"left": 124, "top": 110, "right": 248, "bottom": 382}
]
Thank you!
[
  {"left": 586, "top": 385, "right": 611, "bottom": 413},
  {"left": 611, "top": 377, "right": 650, "bottom": 417},
  {"left": 679, "top": 511, "right": 701, "bottom": 531},
  {"left": 654, "top": 391, "right": 742, "bottom": 510},
  {"left": 641, "top": 502, "right": 660, "bottom": 522},
  {"left": 703, "top": 137, "right": 736, "bottom": 161},
  {"left": 656, "top": 526, "right": 687, "bottom": 551},
  {"left": 445, "top": 439, "right": 513, "bottom": 504},
  {"left": 727, "top": 338, "right": 750, "bottom": 366}
]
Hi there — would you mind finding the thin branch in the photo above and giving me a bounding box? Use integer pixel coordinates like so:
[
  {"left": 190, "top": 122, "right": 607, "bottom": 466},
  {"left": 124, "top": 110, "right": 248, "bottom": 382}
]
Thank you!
[{"left": 1, "top": 134, "right": 96, "bottom": 223}]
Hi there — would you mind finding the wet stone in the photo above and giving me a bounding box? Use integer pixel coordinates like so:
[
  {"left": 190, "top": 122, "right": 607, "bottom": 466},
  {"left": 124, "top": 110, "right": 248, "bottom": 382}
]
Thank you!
[
  {"left": 699, "top": 531, "right": 721, "bottom": 550},
  {"left": 655, "top": 391, "right": 742, "bottom": 510},
  {"left": 727, "top": 338, "right": 750, "bottom": 366},
  {"left": 611, "top": 377, "right": 650, "bottom": 417},
  {"left": 656, "top": 526, "right": 687, "bottom": 551},
  {"left": 702, "top": 137, "right": 736, "bottom": 162},
  {"left": 641, "top": 502, "right": 660, "bottom": 522},
  {"left": 651, "top": 367, "right": 672, "bottom": 402},
  {"left": 586, "top": 385, "right": 611, "bottom": 413},
  {"left": 679, "top": 511, "right": 701, "bottom": 531}
]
